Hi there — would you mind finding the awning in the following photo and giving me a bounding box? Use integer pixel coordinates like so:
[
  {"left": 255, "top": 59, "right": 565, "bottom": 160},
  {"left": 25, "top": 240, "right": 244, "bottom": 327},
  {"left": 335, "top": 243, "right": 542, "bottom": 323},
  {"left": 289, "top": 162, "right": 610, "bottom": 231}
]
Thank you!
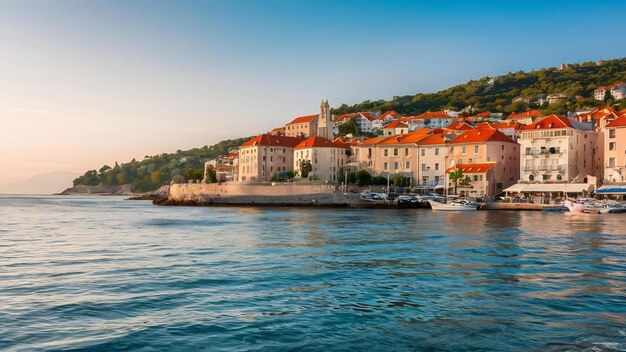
[
  {"left": 595, "top": 185, "right": 626, "bottom": 194},
  {"left": 504, "top": 183, "right": 594, "bottom": 193}
]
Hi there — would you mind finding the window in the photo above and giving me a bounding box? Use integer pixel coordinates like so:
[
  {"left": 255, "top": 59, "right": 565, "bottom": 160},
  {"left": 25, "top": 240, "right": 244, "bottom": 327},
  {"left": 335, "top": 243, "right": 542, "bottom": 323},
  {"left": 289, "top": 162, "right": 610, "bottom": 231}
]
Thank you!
[
  {"left": 384, "top": 149, "right": 388, "bottom": 157},
  {"left": 473, "top": 175, "right": 478, "bottom": 181},
  {"left": 270, "top": 156, "right": 273, "bottom": 162},
  {"left": 462, "top": 146, "right": 467, "bottom": 155},
  {"left": 609, "top": 129, "right": 616, "bottom": 138},
  {"left": 543, "top": 174, "right": 550, "bottom": 180},
  {"left": 421, "top": 149, "right": 425, "bottom": 156},
  {"left": 610, "top": 142, "right": 616, "bottom": 151},
  {"left": 393, "top": 148, "right": 398, "bottom": 156},
  {"left": 450, "top": 147, "right": 454, "bottom": 153},
  {"left": 394, "top": 162, "right": 399, "bottom": 170},
  {"left": 468, "top": 158, "right": 472, "bottom": 163},
  {"left": 435, "top": 148, "right": 439, "bottom": 156},
  {"left": 405, "top": 161, "right": 410, "bottom": 169},
  {"left": 384, "top": 162, "right": 388, "bottom": 170},
  {"left": 435, "top": 163, "right": 439, "bottom": 170},
  {"left": 474, "top": 146, "right": 479, "bottom": 154},
  {"left": 609, "top": 157, "right": 616, "bottom": 167},
  {"left": 405, "top": 148, "right": 409, "bottom": 156},
  {"left": 501, "top": 145, "right": 504, "bottom": 150}
]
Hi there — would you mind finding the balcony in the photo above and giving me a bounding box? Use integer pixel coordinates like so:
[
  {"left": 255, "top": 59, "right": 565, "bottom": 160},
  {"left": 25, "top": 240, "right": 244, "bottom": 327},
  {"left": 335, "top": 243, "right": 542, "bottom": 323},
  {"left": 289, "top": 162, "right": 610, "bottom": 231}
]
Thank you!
[
  {"left": 525, "top": 148, "right": 563, "bottom": 156},
  {"left": 523, "top": 164, "right": 567, "bottom": 172}
]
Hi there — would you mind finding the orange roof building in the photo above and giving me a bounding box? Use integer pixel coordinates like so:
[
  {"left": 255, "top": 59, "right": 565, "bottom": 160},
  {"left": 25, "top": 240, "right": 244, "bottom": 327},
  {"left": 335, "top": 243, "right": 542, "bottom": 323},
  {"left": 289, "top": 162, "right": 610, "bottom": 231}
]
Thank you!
[
  {"left": 293, "top": 137, "right": 350, "bottom": 182},
  {"left": 518, "top": 115, "right": 596, "bottom": 184},
  {"left": 284, "top": 114, "right": 318, "bottom": 138},
  {"left": 447, "top": 128, "right": 519, "bottom": 197},
  {"left": 507, "top": 110, "right": 543, "bottom": 124},
  {"left": 238, "top": 134, "right": 302, "bottom": 182}
]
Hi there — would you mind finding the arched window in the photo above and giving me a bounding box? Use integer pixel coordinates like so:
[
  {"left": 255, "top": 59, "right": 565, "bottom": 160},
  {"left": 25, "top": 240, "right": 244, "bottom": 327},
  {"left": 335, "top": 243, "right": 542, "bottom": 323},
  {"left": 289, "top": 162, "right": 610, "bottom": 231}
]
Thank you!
[
  {"left": 556, "top": 174, "right": 562, "bottom": 181},
  {"left": 529, "top": 175, "right": 534, "bottom": 181}
]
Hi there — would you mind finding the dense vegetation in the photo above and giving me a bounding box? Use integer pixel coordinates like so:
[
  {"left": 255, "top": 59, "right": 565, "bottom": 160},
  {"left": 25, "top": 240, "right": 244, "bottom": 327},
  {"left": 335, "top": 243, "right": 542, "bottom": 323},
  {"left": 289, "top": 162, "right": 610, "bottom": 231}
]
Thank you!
[
  {"left": 333, "top": 58, "right": 626, "bottom": 116},
  {"left": 73, "top": 137, "right": 249, "bottom": 192}
]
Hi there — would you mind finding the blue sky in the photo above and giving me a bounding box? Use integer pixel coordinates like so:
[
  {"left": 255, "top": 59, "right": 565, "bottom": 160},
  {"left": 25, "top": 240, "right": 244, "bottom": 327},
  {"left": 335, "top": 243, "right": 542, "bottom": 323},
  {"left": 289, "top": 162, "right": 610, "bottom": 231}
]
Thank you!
[{"left": 1, "top": 0, "right": 625, "bottom": 184}]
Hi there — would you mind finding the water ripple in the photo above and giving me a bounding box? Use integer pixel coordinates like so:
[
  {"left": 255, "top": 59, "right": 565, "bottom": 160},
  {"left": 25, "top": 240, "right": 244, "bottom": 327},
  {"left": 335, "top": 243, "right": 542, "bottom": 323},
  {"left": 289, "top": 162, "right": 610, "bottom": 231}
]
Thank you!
[{"left": 1, "top": 196, "right": 626, "bottom": 351}]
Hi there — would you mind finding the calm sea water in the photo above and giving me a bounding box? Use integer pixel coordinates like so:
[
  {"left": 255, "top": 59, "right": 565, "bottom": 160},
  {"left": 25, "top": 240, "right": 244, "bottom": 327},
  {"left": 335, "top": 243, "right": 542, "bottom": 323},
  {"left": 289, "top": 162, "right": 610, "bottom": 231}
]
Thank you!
[{"left": 1, "top": 195, "right": 625, "bottom": 351}]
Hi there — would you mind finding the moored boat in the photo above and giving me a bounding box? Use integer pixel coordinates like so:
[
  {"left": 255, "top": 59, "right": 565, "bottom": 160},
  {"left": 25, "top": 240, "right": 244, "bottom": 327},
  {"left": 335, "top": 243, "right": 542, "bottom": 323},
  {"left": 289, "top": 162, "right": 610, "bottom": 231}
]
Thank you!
[{"left": 427, "top": 199, "right": 478, "bottom": 211}]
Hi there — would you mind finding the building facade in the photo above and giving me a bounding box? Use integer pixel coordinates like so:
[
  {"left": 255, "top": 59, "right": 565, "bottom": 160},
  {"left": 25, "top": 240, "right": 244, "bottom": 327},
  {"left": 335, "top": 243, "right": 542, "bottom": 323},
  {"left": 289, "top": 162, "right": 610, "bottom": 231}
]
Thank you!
[
  {"left": 293, "top": 137, "right": 349, "bottom": 182},
  {"left": 518, "top": 115, "right": 595, "bottom": 183},
  {"left": 238, "top": 134, "right": 301, "bottom": 182}
]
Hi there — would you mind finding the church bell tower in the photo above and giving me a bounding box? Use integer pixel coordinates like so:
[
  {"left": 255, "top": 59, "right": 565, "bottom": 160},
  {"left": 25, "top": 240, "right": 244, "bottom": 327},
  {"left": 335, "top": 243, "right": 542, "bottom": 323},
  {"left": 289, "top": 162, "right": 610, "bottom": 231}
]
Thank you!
[{"left": 317, "top": 99, "right": 333, "bottom": 140}]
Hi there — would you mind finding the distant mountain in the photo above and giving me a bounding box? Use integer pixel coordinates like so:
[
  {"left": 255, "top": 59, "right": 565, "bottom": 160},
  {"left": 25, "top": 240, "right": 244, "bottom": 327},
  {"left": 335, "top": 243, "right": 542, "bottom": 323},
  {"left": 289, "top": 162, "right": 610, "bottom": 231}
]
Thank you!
[
  {"left": 0, "top": 171, "right": 80, "bottom": 195},
  {"left": 332, "top": 57, "right": 626, "bottom": 116}
]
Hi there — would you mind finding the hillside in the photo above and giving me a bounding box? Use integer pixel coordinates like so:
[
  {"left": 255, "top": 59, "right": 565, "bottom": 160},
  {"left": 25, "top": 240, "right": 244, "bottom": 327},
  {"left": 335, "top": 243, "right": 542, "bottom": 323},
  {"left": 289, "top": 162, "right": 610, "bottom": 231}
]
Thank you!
[
  {"left": 332, "top": 58, "right": 626, "bottom": 116},
  {"left": 72, "top": 137, "right": 249, "bottom": 192}
]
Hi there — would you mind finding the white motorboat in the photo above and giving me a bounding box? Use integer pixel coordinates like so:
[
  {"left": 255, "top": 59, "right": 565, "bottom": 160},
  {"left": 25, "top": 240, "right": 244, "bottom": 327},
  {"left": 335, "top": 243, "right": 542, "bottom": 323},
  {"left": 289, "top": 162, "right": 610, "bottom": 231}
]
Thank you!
[
  {"left": 428, "top": 199, "right": 478, "bottom": 211},
  {"left": 564, "top": 198, "right": 595, "bottom": 212}
]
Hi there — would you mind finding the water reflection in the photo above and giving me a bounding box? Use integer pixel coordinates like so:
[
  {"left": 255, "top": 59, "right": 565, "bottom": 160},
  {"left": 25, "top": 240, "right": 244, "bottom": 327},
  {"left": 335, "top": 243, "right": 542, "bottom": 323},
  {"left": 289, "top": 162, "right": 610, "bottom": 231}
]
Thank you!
[{"left": 1, "top": 197, "right": 626, "bottom": 351}]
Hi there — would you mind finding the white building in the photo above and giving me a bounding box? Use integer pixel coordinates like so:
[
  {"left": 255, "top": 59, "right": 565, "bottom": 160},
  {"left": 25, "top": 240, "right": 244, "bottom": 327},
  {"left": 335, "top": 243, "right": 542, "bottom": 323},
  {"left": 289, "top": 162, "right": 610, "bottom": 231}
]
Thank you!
[{"left": 518, "top": 115, "right": 596, "bottom": 183}]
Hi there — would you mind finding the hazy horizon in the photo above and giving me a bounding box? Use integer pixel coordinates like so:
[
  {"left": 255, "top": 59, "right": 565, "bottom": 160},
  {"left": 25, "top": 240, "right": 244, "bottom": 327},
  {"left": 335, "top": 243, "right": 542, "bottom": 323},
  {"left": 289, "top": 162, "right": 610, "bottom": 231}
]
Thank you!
[{"left": 2, "top": 0, "right": 626, "bottom": 186}]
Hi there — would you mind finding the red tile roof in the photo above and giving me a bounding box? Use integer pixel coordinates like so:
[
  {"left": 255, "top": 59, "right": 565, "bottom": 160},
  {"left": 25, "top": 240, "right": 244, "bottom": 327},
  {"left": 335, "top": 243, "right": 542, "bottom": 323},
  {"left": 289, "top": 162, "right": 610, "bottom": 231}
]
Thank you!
[
  {"left": 416, "top": 133, "right": 446, "bottom": 146},
  {"left": 378, "top": 110, "right": 403, "bottom": 120},
  {"left": 446, "top": 121, "right": 475, "bottom": 131},
  {"left": 477, "top": 121, "right": 523, "bottom": 130},
  {"left": 383, "top": 120, "right": 409, "bottom": 129},
  {"left": 450, "top": 128, "right": 516, "bottom": 144},
  {"left": 446, "top": 163, "right": 495, "bottom": 173},
  {"left": 294, "top": 136, "right": 349, "bottom": 149},
  {"left": 415, "top": 111, "right": 451, "bottom": 119},
  {"left": 287, "top": 114, "right": 318, "bottom": 125},
  {"left": 241, "top": 134, "right": 302, "bottom": 148},
  {"left": 476, "top": 111, "right": 491, "bottom": 117},
  {"left": 606, "top": 115, "right": 626, "bottom": 128},
  {"left": 507, "top": 110, "right": 543, "bottom": 120},
  {"left": 360, "top": 136, "right": 390, "bottom": 145},
  {"left": 336, "top": 112, "right": 376, "bottom": 122},
  {"left": 521, "top": 115, "right": 572, "bottom": 130}
]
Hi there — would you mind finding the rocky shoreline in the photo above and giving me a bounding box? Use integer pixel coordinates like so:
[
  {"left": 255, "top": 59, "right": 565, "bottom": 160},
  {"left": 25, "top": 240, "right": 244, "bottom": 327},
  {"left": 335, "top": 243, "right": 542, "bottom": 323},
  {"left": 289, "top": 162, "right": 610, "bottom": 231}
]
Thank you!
[{"left": 57, "top": 184, "right": 135, "bottom": 196}]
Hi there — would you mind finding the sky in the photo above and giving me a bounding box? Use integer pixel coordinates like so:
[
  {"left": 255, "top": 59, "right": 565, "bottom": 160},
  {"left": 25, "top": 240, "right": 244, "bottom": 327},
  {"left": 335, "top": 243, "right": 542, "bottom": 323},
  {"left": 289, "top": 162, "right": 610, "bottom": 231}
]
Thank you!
[{"left": 1, "top": 0, "right": 625, "bottom": 185}]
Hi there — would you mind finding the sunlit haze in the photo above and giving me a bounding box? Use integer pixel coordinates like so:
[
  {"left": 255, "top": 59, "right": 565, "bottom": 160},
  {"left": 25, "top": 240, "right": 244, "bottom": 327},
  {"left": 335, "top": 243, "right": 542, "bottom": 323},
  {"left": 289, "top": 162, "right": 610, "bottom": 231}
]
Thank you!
[{"left": 1, "top": 0, "right": 625, "bottom": 186}]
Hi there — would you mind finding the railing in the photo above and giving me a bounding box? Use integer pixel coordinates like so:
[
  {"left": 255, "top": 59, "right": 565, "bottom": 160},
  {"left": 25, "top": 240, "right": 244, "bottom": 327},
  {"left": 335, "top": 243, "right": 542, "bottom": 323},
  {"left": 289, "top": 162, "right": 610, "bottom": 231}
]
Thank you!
[
  {"left": 523, "top": 164, "right": 566, "bottom": 172},
  {"left": 525, "top": 149, "right": 563, "bottom": 156}
]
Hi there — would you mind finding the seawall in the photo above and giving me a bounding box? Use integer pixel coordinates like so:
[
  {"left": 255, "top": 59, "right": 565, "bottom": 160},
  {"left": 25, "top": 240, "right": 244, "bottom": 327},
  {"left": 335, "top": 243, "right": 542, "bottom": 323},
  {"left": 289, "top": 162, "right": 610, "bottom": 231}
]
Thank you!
[{"left": 162, "top": 183, "right": 357, "bottom": 206}]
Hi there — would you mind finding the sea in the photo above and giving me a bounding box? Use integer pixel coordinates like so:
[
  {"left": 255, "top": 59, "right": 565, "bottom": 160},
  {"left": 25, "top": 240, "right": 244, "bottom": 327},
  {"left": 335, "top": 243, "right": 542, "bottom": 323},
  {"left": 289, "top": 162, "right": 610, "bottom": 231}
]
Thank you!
[{"left": 1, "top": 195, "right": 625, "bottom": 351}]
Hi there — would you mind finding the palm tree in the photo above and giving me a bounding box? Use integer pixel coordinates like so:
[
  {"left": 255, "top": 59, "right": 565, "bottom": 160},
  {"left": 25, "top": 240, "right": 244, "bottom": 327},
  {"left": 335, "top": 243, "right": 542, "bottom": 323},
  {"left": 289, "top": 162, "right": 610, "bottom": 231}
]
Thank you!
[{"left": 448, "top": 168, "right": 464, "bottom": 195}]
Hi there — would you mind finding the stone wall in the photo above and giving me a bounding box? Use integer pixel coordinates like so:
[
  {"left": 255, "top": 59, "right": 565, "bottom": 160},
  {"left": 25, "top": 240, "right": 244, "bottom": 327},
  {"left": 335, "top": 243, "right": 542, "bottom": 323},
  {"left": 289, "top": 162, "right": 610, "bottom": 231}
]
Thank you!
[{"left": 168, "top": 183, "right": 354, "bottom": 205}]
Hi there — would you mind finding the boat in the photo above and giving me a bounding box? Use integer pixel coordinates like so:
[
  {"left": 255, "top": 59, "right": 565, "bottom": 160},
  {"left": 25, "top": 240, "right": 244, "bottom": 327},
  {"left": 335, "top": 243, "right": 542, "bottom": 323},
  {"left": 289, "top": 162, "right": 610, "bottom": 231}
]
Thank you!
[
  {"left": 542, "top": 205, "right": 569, "bottom": 212},
  {"left": 563, "top": 198, "right": 595, "bottom": 212},
  {"left": 598, "top": 203, "right": 626, "bottom": 214},
  {"left": 427, "top": 199, "right": 478, "bottom": 211}
]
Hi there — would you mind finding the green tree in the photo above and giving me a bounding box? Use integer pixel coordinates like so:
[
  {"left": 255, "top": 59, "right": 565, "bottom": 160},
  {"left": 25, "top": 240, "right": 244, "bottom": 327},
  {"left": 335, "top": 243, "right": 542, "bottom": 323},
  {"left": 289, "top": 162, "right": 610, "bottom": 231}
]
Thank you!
[
  {"left": 355, "top": 169, "right": 372, "bottom": 186},
  {"left": 300, "top": 160, "right": 312, "bottom": 178},
  {"left": 337, "top": 118, "right": 358, "bottom": 136},
  {"left": 205, "top": 169, "right": 217, "bottom": 183},
  {"left": 448, "top": 168, "right": 464, "bottom": 195},
  {"left": 392, "top": 174, "right": 410, "bottom": 187}
]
